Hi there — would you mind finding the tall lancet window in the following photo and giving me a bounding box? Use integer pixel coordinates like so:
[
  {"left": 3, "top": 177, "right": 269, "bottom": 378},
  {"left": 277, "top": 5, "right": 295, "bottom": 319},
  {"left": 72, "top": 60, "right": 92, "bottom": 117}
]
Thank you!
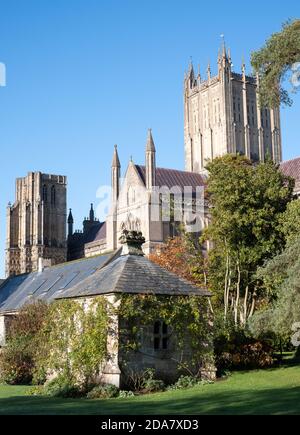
[
  {"left": 42, "top": 184, "right": 48, "bottom": 203},
  {"left": 51, "top": 186, "right": 56, "bottom": 206}
]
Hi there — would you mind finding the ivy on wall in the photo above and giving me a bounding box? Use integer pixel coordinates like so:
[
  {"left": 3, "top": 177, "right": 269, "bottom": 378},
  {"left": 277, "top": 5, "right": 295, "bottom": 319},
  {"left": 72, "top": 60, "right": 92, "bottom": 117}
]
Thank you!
[
  {"left": 118, "top": 294, "right": 214, "bottom": 372},
  {"left": 36, "top": 297, "right": 110, "bottom": 385},
  {"left": 1, "top": 294, "right": 213, "bottom": 386}
]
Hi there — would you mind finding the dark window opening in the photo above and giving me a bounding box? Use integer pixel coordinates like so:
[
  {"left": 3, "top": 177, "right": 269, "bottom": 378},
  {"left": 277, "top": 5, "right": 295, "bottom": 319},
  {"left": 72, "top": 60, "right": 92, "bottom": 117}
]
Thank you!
[{"left": 153, "top": 321, "right": 169, "bottom": 351}]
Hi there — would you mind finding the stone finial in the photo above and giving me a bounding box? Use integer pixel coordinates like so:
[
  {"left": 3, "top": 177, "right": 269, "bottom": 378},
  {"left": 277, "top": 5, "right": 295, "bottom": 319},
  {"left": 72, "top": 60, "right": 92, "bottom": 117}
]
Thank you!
[
  {"left": 119, "top": 230, "right": 145, "bottom": 256},
  {"left": 146, "top": 128, "right": 156, "bottom": 152},
  {"left": 242, "top": 56, "right": 246, "bottom": 79},
  {"left": 112, "top": 144, "right": 121, "bottom": 168},
  {"left": 89, "top": 203, "right": 95, "bottom": 222},
  {"left": 207, "top": 62, "right": 211, "bottom": 80},
  {"left": 228, "top": 48, "right": 232, "bottom": 64}
]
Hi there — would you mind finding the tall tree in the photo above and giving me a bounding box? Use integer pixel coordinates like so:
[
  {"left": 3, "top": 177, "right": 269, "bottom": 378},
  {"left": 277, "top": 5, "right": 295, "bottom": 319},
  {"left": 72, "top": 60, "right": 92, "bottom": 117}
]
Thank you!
[
  {"left": 204, "top": 155, "right": 294, "bottom": 327},
  {"left": 250, "top": 236, "right": 300, "bottom": 346},
  {"left": 279, "top": 199, "right": 300, "bottom": 246},
  {"left": 251, "top": 20, "right": 300, "bottom": 107}
]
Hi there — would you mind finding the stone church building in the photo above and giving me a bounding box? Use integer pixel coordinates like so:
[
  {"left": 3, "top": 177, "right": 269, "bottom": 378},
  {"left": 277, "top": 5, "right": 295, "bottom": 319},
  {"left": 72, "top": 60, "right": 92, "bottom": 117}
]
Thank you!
[
  {"left": 4, "top": 46, "right": 300, "bottom": 278},
  {"left": 1, "top": 45, "right": 300, "bottom": 385}
]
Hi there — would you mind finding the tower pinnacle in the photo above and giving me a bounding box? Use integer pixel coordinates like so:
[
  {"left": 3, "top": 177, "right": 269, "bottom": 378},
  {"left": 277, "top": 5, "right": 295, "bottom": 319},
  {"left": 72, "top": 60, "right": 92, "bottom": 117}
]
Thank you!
[
  {"left": 112, "top": 144, "right": 121, "bottom": 168},
  {"left": 146, "top": 128, "right": 156, "bottom": 152}
]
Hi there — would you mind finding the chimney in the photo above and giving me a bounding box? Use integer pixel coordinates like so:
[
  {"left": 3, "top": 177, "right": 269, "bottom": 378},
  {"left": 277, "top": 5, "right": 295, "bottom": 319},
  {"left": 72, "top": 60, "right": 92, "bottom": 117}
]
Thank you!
[{"left": 119, "top": 230, "right": 145, "bottom": 256}]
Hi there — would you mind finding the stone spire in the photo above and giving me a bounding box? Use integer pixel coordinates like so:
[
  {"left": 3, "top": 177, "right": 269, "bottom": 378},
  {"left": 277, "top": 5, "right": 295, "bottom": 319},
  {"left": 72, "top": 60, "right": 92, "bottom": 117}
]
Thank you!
[
  {"left": 68, "top": 209, "right": 74, "bottom": 237},
  {"left": 242, "top": 56, "right": 246, "bottom": 79},
  {"left": 112, "top": 144, "right": 121, "bottom": 168},
  {"left": 145, "top": 129, "right": 156, "bottom": 189},
  {"left": 197, "top": 64, "right": 201, "bottom": 82},
  {"left": 146, "top": 128, "right": 156, "bottom": 152},
  {"left": 111, "top": 145, "right": 121, "bottom": 204},
  {"left": 207, "top": 62, "right": 211, "bottom": 81},
  {"left": 89, "top": 203, "right": 95, "bottom": 222}
]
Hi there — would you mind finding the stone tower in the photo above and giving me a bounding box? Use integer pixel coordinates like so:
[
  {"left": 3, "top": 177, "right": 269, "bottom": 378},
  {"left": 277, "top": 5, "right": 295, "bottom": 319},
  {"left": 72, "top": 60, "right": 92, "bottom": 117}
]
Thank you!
[
  {"left": 5, "top": 172, "right": 67, "bottom": 277},
  {"left": 184, "top": 45, "right": 282, "bottom": 173}
]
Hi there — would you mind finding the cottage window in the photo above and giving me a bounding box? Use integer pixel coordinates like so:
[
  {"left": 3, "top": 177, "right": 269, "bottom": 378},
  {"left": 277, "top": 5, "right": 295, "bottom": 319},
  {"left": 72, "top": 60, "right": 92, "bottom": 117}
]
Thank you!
[{"left": 153, "top": 321, "right": 169, "bottom": 351}]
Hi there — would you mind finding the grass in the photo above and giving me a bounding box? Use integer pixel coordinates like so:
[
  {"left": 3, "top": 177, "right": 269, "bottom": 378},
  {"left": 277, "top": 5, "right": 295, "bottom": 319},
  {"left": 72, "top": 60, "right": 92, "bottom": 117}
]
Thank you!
[{"left": 1, "top": 365, "right": 300, "bottom": 415}]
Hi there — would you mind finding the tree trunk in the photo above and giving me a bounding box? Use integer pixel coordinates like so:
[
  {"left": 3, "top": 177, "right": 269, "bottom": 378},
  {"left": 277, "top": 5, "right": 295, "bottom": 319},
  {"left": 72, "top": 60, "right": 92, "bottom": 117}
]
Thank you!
[{"left": 234, "top": 261, "right": 241, "bottom": 327}]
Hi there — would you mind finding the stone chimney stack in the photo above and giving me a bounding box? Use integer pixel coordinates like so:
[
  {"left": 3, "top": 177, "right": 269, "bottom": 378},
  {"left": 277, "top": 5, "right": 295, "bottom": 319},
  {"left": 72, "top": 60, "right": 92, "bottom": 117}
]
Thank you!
[{"left": 119, "top": 230, "right": 145, "bottom": 256}]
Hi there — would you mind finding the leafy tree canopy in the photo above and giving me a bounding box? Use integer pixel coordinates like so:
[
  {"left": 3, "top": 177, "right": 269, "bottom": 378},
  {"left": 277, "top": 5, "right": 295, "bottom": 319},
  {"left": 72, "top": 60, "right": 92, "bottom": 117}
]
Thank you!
[
  {"left": 251, "top": 20, "right": 300, "bottom": 107},
  {"left": 204, "top": 154, "right": 294, "bottom": 327},
  {"left": 279, "top": 198, "right": 300, "bottom": 246},
  {"left": 250, "top": 236, "right": 300, "bottom": 343}
]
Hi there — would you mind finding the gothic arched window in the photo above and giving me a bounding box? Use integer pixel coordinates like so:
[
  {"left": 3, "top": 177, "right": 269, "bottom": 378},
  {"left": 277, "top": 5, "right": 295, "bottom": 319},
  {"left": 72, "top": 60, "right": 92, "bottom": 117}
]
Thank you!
[
  {"left": 42, "top": 185, "right": 48, "bottom": 203},
  {"left": 51, "top": 185, "right": 56, "bottom": 206}
]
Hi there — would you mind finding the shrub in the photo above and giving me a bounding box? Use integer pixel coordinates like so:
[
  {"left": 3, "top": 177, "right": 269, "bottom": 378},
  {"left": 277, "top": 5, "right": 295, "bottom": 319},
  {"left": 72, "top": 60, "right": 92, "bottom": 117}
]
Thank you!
[
  {"left": 140, "top": 369, "right": 165, "bottom": 393},
  {"left": 44, "top": 374, "right": 83, "bottom": 398},
  {"left": 26, "top": 385, "right": 45, "bottom": 396},
  {"left": 0, "top": 337, "right": 34, "bottom": 385},
  {"left": 169, "top": 375, "right": 198, "bottom": 390},
  {"left": 0, "top": 302, "right": 49, "bottom": 385},
  {"left": 118, "top": 390, "right": 135, "bottom": 398},
  {"left": 214, "top": 331, "right": 274, "bottom": 372},
  {"left": 142, "top": 377, "right": 165, "bottom": 393},
  {"left": 122, "top": 368, "right": 165, "bottom": 393},
  {"left": 167, "top": 375, "right": 213, "bottom": 391},
  {"left": 87, "top": 384, "right": 119, "bottom": 399},
  {"left": 32, "top": 366, "right": 47, "bottom": 386}
]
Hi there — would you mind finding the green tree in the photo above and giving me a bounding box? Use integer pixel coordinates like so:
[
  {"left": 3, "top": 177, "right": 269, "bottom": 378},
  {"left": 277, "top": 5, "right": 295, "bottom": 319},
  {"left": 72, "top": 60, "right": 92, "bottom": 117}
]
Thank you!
[
  {"left": 251, "top": 20, "right": 300, "bottom": 107},
  {"left": 279, "top": 198, "right": 300, "bottom": 246},
  {"left": 204, "top": 154, "right": 294, "bottom": 327},
  {"left": 249, "top": 236, "right": 300, "bottom": 348}
]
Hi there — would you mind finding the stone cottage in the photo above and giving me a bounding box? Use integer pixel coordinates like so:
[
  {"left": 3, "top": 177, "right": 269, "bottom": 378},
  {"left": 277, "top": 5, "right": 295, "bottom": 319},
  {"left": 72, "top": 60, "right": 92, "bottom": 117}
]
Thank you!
[{"left": 0, "top": 231, "right": 214, "bottom": 387}]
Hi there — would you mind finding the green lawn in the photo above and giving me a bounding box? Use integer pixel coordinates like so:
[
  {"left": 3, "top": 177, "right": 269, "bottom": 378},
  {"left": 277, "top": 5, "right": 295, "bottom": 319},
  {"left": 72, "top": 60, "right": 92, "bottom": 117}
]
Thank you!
[{"left": 1, "top": 365, "right": 300, "bottom": 415}]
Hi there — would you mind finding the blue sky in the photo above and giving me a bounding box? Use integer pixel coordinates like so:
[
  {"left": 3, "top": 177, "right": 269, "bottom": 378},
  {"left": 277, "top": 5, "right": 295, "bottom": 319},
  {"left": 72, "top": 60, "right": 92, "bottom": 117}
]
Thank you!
[{"left": 0, "top": 0, "right": 300, "bottom": 277}]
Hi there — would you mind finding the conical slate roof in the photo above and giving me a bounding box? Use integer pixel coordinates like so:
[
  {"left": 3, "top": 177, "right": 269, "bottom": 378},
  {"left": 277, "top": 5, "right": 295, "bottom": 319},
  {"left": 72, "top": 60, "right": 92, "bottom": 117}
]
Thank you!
[{"left": 56, "top": 251, "right": 210, "bottom": 299}]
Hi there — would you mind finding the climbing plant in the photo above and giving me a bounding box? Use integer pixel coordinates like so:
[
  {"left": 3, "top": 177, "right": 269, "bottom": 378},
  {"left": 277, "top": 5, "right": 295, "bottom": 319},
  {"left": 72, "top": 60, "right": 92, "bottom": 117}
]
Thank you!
[
  {"left": 117, "top": 294, "right": 214, "bottom": 374},
  {"left": 35, "top": 297, "right": 110, "bottom": 386}
]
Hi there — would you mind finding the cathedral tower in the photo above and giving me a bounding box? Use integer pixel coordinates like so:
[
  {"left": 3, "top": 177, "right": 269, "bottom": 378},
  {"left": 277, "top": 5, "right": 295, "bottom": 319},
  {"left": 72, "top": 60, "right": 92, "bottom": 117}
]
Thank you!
[
  {"left": 184, "top": 46, "right": 282, "bottom": 173},
  {"left": 5, "top": 172, "right": 67, "bottom": 277}
]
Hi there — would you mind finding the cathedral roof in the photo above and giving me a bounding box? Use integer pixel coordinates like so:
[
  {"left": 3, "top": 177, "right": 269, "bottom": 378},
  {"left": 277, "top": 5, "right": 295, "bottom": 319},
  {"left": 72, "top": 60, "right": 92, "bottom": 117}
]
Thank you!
[
  {"left": 280, "top": 157, "right": 300, "bottom": 182},
  {"left": 0, "top": 251, "right": 118, "bottom": 314},
  {"left": 280, "top": 157, "right": 300, "bottom": 194},
  {"left": 93, "top": 222, "right": 107, "bottom": 242},
  {"left": 135, "top": 166, "right": 206, "bottom": 191}
]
